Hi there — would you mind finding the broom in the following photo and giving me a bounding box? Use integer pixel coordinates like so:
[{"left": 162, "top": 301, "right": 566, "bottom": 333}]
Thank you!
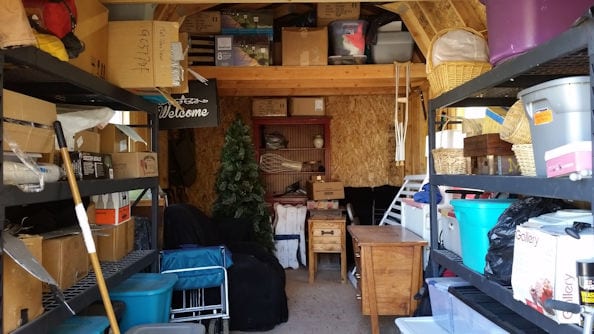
[{"left": 54, "top": 121, "right": 121, "bottom": 334}]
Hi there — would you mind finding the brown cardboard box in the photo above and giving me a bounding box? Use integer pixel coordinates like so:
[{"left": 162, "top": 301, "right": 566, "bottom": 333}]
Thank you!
[
  {"left": 463, "top": 133, "right": 513, "bottom": 157},
  {"left": 96, "top": 217, "right": 135, "bottom": 262},
  {"left": 42, "top": 234, "right": 89, "bottom": 291},
  {"left": 316, "top": 3, "right": 360, "bottom": 27},
  {"left": 3, "top": 235, "right": 43, "bottom": 334},
  {"left": 74, "top": 130, "right": 100, "bottom": 153},
  {"left": 69, "top": 0, "right": 108, "bottom": 78},
  {"left": 3, "top": 89, "right": 56, "bottom": 153},
  {"left": 252, "top": 98, "right": 288, "bottom": 117},
  {"left": 306, "top": 180, "right": 345, "bottom": 200},
  {"left": 111, "top": 152, "right": 159, "bottom": 178},
  {"left": 289, "top": 97, "right": 325, "bottom": 116},
  {"left": 180, "top": 11, "right": 221, "bottom": 34},
  {"left": 98, "top": 124, "right": 129, "bottom": 153},
  {"left": 92, "top": 192, "right": 131, "bottom": 225},
  {"left": 107, "top": 21, "right": 180, "bottom": 88},
  {"left": 282, "top": 27, "right": 328, "bottom": 66}
]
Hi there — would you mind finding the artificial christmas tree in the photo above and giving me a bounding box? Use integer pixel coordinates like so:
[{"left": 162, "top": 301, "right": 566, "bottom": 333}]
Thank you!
[{"left": 212, "top": 115, "right": 274, "bottom": 252}]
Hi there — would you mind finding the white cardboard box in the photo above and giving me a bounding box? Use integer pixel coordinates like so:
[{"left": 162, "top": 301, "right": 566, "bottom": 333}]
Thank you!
[{"left": 512, "top": 224, "right": 594, "bottom": 324}]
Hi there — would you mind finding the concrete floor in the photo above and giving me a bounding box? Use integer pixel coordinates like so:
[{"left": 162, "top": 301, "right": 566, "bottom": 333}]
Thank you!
[{"left": 232, "top": 267, "right": 401, "bottom": 334}]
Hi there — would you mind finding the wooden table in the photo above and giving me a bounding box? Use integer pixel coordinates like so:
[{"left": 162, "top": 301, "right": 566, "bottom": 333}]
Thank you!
[
  {"left": 308, "top": 217, "right": 347, "bottom": 284},
  {"left": 348, "top": 225, "right": 427, "bottom": 334}
]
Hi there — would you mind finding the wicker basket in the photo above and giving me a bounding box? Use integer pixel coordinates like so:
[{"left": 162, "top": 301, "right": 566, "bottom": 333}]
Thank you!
[
  {"left": 512, "top": 144, "right": 536, "bottom": 176},
  {"left": 432, "top": 148, "right": 468, "bottom": 174},
  {"left": 427, "top": 27, "right": 492, "bottom": 97},
  {"left": 500, "top": 101, "right": 532, "bottom": 144}
]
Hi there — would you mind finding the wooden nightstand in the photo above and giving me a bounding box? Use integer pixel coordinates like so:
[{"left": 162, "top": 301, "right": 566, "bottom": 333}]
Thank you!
[{"left": 308, "top": 217, "right": 347, "bottom": 284}]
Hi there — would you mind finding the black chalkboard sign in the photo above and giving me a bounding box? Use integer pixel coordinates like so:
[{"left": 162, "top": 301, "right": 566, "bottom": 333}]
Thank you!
[{"left": 158, "top": 79, "right": 220, "bottom": 129}]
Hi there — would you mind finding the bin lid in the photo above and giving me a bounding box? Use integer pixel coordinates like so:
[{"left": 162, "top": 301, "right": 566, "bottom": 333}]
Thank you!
[{"left": 110, "top": 273, "right": 177, "bottom": 297}]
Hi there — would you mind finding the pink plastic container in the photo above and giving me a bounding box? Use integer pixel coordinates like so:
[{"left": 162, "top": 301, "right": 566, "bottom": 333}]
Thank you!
[{"left": 481, "top": 0, "right": 592, "bottom": 65}]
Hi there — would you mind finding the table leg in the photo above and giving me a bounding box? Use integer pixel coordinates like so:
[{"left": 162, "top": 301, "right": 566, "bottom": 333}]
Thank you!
[{"left": 363, "top": 248, "right": 379, "bottom": 334}]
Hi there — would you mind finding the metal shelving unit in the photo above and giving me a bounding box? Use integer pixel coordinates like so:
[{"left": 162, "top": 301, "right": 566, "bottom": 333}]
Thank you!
[
  {"left": 1, "top": 46, "right": 161, "bottom": 333},
  {"left": 427, "top": 14, "right": 594, "bottom": 334}
]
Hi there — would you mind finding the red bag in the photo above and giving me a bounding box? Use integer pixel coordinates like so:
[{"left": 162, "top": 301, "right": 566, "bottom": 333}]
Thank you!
[{"left": 23, "top": 0, "right": 83, "bottom": 58}]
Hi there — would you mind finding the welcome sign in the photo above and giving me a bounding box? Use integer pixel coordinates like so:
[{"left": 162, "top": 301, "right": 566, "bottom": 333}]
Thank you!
[{"left": 158, "top": 79, "right": 220, "bottom": 129}]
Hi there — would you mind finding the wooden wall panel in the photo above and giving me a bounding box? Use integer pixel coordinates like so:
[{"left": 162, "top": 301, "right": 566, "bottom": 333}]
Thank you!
[{"left": 182, "top": 94, "right": 427, "bottom": 213}]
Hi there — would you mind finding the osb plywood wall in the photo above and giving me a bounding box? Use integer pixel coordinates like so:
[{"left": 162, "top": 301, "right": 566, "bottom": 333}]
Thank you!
[{"left": 178, "top": 94, "right": 427, "bottom": 214}]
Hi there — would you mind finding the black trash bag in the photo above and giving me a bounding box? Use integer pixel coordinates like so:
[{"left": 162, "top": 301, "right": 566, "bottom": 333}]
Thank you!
[{"left": 484, "top": 197, "right": 567, "bottom": 285}]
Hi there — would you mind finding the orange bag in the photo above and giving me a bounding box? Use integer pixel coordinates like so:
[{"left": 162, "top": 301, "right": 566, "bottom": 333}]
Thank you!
[{"left": 0, "top": 0, "right": 37, "bottom": 49}]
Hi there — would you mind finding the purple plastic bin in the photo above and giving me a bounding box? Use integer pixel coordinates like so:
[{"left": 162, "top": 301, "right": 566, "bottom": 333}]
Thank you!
[{"left": 481, "top": 0, "right": 591, "bottom": 65}]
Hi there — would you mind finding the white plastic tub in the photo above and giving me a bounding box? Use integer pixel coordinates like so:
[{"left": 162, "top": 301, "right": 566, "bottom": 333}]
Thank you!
[{"left": 395, "top": 316, "right": 449, "bottom": 334}]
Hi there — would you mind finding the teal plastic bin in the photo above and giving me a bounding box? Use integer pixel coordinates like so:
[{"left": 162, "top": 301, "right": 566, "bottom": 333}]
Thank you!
[
  {"left": 450, "top": 199, "right": 515, "bottom": 273},
  {"left": 109, "top": 273, "right": 178, "bottom": 332},
  {"left": 49, "top": 316, "right": 109, "bottom": 334},
  {"left": 125, "top": 323, "right": 206, "bottom": 334}
]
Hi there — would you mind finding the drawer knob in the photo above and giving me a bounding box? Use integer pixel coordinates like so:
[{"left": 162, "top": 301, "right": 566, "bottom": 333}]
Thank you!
[{"left": 321, "top": 230, "right": 334, "bottom": 236}]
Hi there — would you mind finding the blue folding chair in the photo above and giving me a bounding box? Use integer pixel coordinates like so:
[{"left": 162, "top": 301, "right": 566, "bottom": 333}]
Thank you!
[{"left": 160, "top": 246, "right": 232, "bottom": 334}]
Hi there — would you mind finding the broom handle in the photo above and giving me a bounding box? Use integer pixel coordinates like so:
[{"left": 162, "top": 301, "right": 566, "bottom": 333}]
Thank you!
[{"left": 54, "top": 121, "right": 121, "bottom": 334}]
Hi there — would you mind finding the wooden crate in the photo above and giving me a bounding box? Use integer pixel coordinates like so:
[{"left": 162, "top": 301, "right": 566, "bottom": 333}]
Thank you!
[{"left": 463, "top": 133, "right": 513, "bottom": 157}]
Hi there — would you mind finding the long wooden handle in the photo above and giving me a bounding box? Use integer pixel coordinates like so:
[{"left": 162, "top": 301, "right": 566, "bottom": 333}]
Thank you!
[{"left": 54, "top": 121, "right": 120, "bottom": 334}]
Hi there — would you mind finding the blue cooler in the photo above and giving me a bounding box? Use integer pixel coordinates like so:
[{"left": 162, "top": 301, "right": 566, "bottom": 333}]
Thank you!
[{"left": 109, "top": 273, "right": 178, "bottom": 332}]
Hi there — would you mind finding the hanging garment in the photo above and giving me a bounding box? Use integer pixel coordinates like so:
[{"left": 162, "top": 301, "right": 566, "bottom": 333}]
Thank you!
[{"left": 273, "top": 203, "right": 307, "bottom": 269}]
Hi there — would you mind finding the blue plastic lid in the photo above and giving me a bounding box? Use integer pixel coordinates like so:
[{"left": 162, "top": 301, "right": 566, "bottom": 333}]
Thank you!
[
  {"left": 450, "top": 198, "right": 515, "bottom": 209},
  {"left": 110, "top": 273, "right": 178, "bottom": 297}
]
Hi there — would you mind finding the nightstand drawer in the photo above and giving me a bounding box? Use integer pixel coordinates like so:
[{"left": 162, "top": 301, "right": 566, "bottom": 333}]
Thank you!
[
  {"left": 312, "top": 242, "right": 342, "bottom": 252},
  {"left": 312, "top": 226, "right": 342, "bottom": 238}
]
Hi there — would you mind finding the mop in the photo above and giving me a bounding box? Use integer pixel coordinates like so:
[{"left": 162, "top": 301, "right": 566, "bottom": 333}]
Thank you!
[
  {"left": 54, "top": 121, "right": 121, "bottom": 334},
  {"left": 394, "top": 62, "right": 411, "bottom": 165}
]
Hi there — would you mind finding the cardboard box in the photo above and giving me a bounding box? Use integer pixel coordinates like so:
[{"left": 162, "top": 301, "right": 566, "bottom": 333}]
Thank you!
[
  {"left": 96, "top": 217, "right": 135, "bottom": 261},
  {"left": 62, "top": 151, "right": 112, "bottom": 180},
  {"left": 3, "top": 235, "right": 43, "bottom": 334},
  {"left": 221, "top": 10, "right": 274, "bottom": 33},
  {"left": 111, "top": 152, "right": 159, "bottom": 178},
  {"left": 282, "top": 27, "right": 328, "bottom": 66},
  {"left": 107, "top": 20, "right": 180, "bottom": 88},
  {"left": 512, "top": 225, "right": 594, "bottom": 324},
  {"left": 232, "top": 34, "right": 271, "bottom": 66},
  {"left": 69, "top": 0, "right": 108, "bottom": 78},
  {"left": 74, "top": 130, "right": 100, "bottom": 153},
  {"left": 180, "top": 11, "right": 221, "bottom": 34},
  {"left": 252, "top": 98, "right": 288, "bottom": 117},
  {"left": 92, "top": 191, "right": 131, "bottom": 225},
  {"left": 188, "top": 35, "right": 216, "bottom": 66},
  {"left": 316, "top": 3, "right": 360, "bottom": 27},
  {"left": 99, "top": 124, "right": 129, "bottom": 153},
  {"left": 3, "top": 89, "right": 56, "bottom": 153},
  {"left": 289, "top": 97, "right": 325, "bottom": 116},
  {"left": 215, "top": 35, "right": 233, "bottom": 66},
  {"left": 306, "top": 180, "right": 345, "bottom": 200},
  {"left": 42, "top": 234, "right": 89, "bottom": 291}
]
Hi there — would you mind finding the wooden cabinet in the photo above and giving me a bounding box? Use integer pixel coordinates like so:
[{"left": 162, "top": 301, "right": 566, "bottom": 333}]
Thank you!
[
  {"left": 308, "top": 218, "right": 347, "bottom": 284},
  {"left": 251, "top": 116, "right": 331, "bottom": 203},
  {"left": 348, "top": 224, "right": 427, "bottom": 334}
]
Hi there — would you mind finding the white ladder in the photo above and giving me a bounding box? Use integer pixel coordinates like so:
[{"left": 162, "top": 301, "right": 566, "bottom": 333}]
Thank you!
[{"left": 378, "top": 174, "right": 428, "bottom": 225}]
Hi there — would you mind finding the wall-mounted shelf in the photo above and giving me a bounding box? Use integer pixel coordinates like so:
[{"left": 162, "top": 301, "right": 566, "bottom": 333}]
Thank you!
[{"left": 193, "top": 64, "right": 427, "bottom": 96}]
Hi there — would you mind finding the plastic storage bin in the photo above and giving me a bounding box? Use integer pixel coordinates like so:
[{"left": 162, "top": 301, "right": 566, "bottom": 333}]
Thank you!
[
  {"left": 395, "top": 316, "right": 449, "bottom": 334},
  {"left": 109, "top": 273, "right": 178, "bottom": 332},
  {"left": 426, "top": 277, "right": 470, "bottom": 333},
  {"left": 125, "top": 323, "right": 206, "bottom": 334},
  {"left": 481, "top": 0, "right": 592, "bottom": 65},
  {"left": 49, "top": 316, "right": 109, "bottom": 334},
  {"left": 370, "top": 31, "right": 413, "bottom": 63},
  {"left": 518, "top": 76, "right": 591, "bottom": 177},
  {"left": 329, "top": 20, "right": 368, "bottom": 56},
  {"left": 450, "top": 199, "right": 515, "bottom": 273}
]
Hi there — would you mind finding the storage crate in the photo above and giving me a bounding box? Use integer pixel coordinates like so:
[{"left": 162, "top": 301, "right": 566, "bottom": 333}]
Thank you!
[{"left": 109, "top": 273, "right": 178, "bottom": 332}]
